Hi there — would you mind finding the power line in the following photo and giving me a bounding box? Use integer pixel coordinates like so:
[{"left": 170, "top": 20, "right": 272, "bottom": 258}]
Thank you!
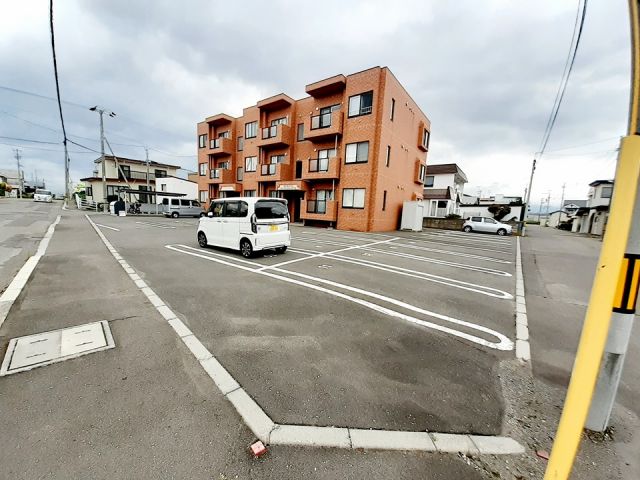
[
  {"left": 0, "top": 135, "right": 60, "bottom": 145},
  {"left": 0, "top": 141, "right": 95, "bottom": 154},
  {"left": 67, "top": 139, "right": 101, "bottom": 153},
  {"left": 544, "top": 135, "right": 620, "bottom": 153},
  {"left": 537, "top": 0, "right": 588, "bottom": 158}
]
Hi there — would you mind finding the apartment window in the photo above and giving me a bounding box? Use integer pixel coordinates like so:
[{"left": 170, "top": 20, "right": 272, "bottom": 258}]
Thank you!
[
  {"left": 382, "top": 190, "right": 387, "bottom": 211},
  {"left": 385, "top": 145, "right": 391, "bottom": 167},
  {"left": 244, "top": 190, "right": 256, "bottom": 197},
  {"left": 245, "top": 156, "right": 257, "bottom": 172},
  {"left": 342, "top": 188, "right": 365, "bottom": 209},
  {"left": 218, "top": 131, "right": 230, "bottom": 138},
  {"left": 138, "top": 185, "right": 150, "bottom": 204},
  {"left": 199, "top": 190, "right": 208, "bottom": 203},
  {"left": 199, "top": 163, "right": 207, "bottom": 176},
  {"left": 345, "top": 141, "right": 369, "bottom": 164},
  {"left": 237, "top": 166, "right": 243, "bottom": 181},
  {"left": 269, "top": 191, "right": 279, "bottom": 198},
  {"left": 154, "top": 169, "right": 167, "bottom": 178},
  {"left": 601, "top": 186, "right": 613, "bottom": 198},
  {"left": 270, "top": 155, "right": 285, "bottom": 164},
  {"left": 312, "top": 104, "right": 340, "bottom": 129},
  {"left": 198, "top": 134, "right": 207, "bottom": 148},
  {"left": 118, "top": 164, "right": 131, "bottom": 180},
  {"left": 297, "top": 123, "right": 304, "bottom": 141},
  {"left": 237, "top": 136, "right": 244, "bottom": 151},
  {"left": 218, "top": 161, "right": 230, "bottom": 170},
  {"left": 390, "top": 98, "right": 395, "bottom": 121},
  {"left": 422, "top": 128, "right": 430, "bottom": 150},
  {"left": 271, "top": 117, "right": 287, "bottom": 126},
  {"left": 245, "top": 121, "right": 257, "bottom": 139},
  {"left": 107, "top": 185, "right": 119, "bottom": 197},
  {"left": 161, "top": 184, "right": 167, "bottom": 192},
  {"left": 348, "top": 91, "right": 373, "bottom": 117},
  {"left": 86, "top": 186, "right": 93, "bottom": 196},
  {"left": 419, "top": 164, "right": 426, "bottom": 183},
  {"left": 308, "top": 189, "right": 334, "bottom": 214},
  {"left": 310, "top": 148, "right": 336, "bottom": 172},
  {"left": 424, "top": 175, "right": 434, "bottom": 187}
]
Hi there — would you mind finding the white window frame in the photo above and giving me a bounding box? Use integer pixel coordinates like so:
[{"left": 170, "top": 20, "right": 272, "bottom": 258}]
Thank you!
[
  {"left": 199, "top": 163, "right": 207, "bottom": 176},
  {"left": 424, "top": 175, "right": 434, "bottom": 187},
  {"left": 199, "top": 190, "right": 208, "bottom": 203},
  {"left": 342, "top": 188, "right": 365, "bottom": 209},
  {"left": 198, "top": 134, "right": 207, "bottom": 148},
  {"left": 245, "top": 121, "right": 257, "bottom": 139},
  {"left": 345, "top": 142, "right": 369, "bottom": 164},
  {"left": 245, "top": 156, "right": 257, "bottom": 172}
]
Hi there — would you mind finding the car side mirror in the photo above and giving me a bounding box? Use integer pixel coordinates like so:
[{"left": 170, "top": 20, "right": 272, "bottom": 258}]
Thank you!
[{"left": 207, "top": 212, "right": 213, "bottom": 218}]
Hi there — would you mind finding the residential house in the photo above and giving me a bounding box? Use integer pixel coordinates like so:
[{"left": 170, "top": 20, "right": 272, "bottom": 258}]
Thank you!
[
  {"left": 155, "top": 176, "right": 198, "bottom": 204},
  {"left": 195, "top": 66, "right": 431, "bottom": 232},
  {"left": 0, "top": 169, "right": 22, "bottom": 197},
  {"left": 81, "top": 155, "right": 182, "bottom": 204},
  {"left": 572, "top": 180, "right": 613, "bottom": 235},
  {"left": 422, "top": 163, "right": 468, "bottom": 218},
  {"left": 547, "top": 199, "right": 587, "bottom": 228},
  {"left": 459, "top": 194, "right": 524, "bottom": 221}
]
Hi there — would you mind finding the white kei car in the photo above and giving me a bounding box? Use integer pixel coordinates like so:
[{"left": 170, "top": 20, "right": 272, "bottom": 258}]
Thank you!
[
  {"left": 33, "top": 189, "right": 53, "bottom": 203},
  {"left": 462, "top": 216, "right": 512, "bottom": 235}
]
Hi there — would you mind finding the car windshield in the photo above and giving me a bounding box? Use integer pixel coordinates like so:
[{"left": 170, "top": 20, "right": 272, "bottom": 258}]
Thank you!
[
  {"left": 255, "top": 200, "right": 288, "bottom": 219},
  {"left": 36, "top": 189, "right": 51, "bottom": 195}
]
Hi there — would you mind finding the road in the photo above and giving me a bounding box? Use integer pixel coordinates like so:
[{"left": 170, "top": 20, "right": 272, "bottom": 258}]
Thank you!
[{"left": 0, "top": 197, "right": 61, "bottom": 295}]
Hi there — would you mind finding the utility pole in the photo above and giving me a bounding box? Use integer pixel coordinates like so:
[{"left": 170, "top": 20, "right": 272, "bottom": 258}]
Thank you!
[
  {"left": 522, "top": 158, "right": 537, "bottom": 235},
  {"left": 145, "top": 147, "right": 150, "bottom": 203},
  {"left": 545, "top": 191, "right": 552, "bottom": 217},
  {"left": 13, "top": 148, "right": 24, "bottom": 198},
  {"left": 538, "top": 196, "right": 545, "bottom": 223},
  {"left": 90, "top": 106, "right": 116, "bottom": 212},
  {"left": 560, "top": 182, "right": 567, "bottom": 210}
]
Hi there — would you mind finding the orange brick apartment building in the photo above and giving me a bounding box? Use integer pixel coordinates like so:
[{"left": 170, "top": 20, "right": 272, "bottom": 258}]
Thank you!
[{"left": 195, "top": 66, "right": 430, "bottom": 232}]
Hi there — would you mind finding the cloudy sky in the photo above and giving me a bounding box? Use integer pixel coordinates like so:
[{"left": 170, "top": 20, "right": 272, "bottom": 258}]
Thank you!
[{"left": 0, "top": 0, "right": 630, "bottom": 209}]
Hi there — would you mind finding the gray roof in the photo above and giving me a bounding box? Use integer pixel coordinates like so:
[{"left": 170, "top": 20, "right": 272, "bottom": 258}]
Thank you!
[{"left": 563, "top": 199, "right": 587, "bottom": 208}]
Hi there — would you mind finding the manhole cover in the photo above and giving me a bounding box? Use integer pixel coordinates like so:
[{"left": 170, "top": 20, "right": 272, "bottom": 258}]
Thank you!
[{"left": 0, "top": 321, "right": 114, "bottom": 376}]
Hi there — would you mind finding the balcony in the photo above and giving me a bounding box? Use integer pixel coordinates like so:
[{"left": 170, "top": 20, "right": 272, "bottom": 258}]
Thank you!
[
  {"left": 304, "top": 110, "right": 343, "bottom": 142},
  {"left": 301, "top": 200, "right": 338, "bottom": 222},
  {"left": 302, "top": 156, "right": 341, "bottom": 181},
  {"left": 305, "top": 74, "right": 346, "bottom": 97},
  {"left": 209, "top": 168, "right": 235, "bottom": 184},
  {"left": 119, "top": 170, "right": 154, "bottom": 181},
  {"left": 209, "top": 136, "right": 234, "bottom": 157},
  {"left": 257, "top": 124, "right": 293, "bottom": 148},
  {"left": 259, "top": 162, "right": 292, "bottom": 182}
]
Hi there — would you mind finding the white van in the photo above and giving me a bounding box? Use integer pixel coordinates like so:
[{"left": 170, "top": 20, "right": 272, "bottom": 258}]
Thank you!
[
  {"left": 34, "top": 189, "right": 53, "bottom": 203},
  {"left": 162, "top": 198, "right": 204, "bottom": 218},
  {"left": 197, "top": 197, "right": 291, "bottom": 258}
]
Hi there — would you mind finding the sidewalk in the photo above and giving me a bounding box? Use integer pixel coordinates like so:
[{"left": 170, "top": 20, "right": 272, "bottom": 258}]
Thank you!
[{"left": 0, "top": 210, "right": 483, "bottom": 479}]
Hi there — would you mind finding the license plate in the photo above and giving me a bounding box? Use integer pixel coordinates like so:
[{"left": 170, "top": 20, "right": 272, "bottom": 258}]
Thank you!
[{"left": 269, "top": 225, "right": 279, "bottom": 232}]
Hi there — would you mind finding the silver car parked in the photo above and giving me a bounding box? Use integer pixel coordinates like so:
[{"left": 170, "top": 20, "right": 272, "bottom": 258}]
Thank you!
[
  {"left": 162, "top": 198, "right": 205, "bottom": 218},
  {"left": 462, "top": 216, "right": 512, "bottom": 235}
]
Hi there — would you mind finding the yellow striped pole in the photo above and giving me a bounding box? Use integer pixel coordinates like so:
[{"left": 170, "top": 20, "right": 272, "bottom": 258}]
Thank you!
[{"left": 544, "top": 2, "right": 640, "bottom": 478}]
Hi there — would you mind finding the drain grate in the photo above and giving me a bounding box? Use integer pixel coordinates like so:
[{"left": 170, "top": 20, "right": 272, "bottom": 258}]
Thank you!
[{"left": 0, "top": 321, "right": 114, "bottom": 376}]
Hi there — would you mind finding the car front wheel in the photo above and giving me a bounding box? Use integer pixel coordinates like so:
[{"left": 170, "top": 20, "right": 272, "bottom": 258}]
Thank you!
[
  {"left": 240, "top": 239, "right": 253, "bottom": 258},
  {"left": 463, "top": 226, "right": 472, "bottom": 233},
  {"left": 497, "top": 228, "right": 507, "bottom": 236},
  {"left": 198, "top": 231, "right": 207, "bottom": 248}
]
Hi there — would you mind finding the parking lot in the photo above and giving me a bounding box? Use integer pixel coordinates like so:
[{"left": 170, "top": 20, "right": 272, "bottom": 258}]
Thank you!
[{"left": 87, "top": 213, "right": 517, "bottom": 435}]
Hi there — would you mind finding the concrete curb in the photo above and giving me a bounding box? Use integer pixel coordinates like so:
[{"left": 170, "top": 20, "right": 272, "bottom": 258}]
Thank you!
[
  {"left": 0, "top": 215, "right": 62, "bottom": 330},
  {"left": 84, "top": 214, "right": 527, "bottom": 456},
  {"left": 514, "top": 237, "right": 531, "bottom": 363}
]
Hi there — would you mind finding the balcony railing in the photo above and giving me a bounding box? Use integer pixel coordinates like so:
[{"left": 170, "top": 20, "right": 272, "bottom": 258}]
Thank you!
[
  {"left": 311, "top": 112, "right": 332, "bottom": 130},
  {"left": 309, "top": 158, "right": 329, "bottom": 172},
  {"left": 261, "top": 163, "right": 277, "bottom": 176},
  {"left": 307, "top": 199, "right": 327, "bottom": 214},
  {"left": 262, "top": 126, "right": 277, "bottom": 139},
  {"left": 211, "top": 168, "right": 222, "bottom": 179},
  {"left": 119, "top": 171, "right": 154, "bottom": 181}
]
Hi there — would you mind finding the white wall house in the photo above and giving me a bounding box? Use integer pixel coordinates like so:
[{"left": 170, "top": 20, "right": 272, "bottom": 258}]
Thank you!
[
  {"left": 155, "top": 177, "right": 198, "bottom": 204},
  {"left": 81, "top": 155, "right": 181, "bottom": 204},
  {"left": 572, "top": 180, "right": 613, "bottom": 235},
  {"left": 0, "top": 169, "right": 22, "bottom": 197},
  {"left": 547, "top": 199, "right": 587, "bottom": 228},
  {"left": 459, "top": 193, "right": 524, "bottom": 222},
  {"left": 422, "top": 163, "right": 468, "bottom": 217}
]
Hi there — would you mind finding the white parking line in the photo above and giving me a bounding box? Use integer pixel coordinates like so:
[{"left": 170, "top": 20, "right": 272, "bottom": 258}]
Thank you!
[
  {"left": 288, "top": 247, "right": 513, "bottom": 299},
  {"left": 94, "top": 223, "right": 120, "bottom": 231},
  {"left": 256, "top": 237, "right": 398, "bottom": 271},
  {"left": 293, "top": 237, "right": 512, "bottom": 277},
  {"left": 135, "top": 221, "right": 176, "bottom": 229},
  {"left": 166, "top": 244, "right": 514, "bottom": 351},
  {"left": 514, "top": 237, "right": 531, "bottom": 363}
]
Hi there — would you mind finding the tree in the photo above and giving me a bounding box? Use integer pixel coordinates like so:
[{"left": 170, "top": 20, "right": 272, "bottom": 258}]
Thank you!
[{"left": 488, "top": 204, "right": 511, "bottom": 221}]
